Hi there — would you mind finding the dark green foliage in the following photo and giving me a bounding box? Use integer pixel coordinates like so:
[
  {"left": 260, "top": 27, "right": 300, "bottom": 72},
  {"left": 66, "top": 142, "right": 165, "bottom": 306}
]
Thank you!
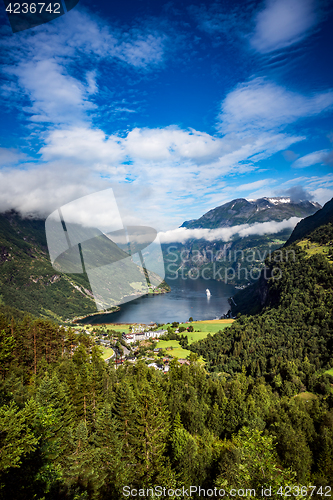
[
  {"left": 164, "top": 198, "right": 320, "bottom": 284},
  {"left": 189, "top": 226, "right": 333, "bottom": 395},
  {"left": 0, "top": 211, "right": 97, "bottom": 322},
  {"left": 285, "top": 197, "right": 333, "bottom": 245},
  {"left": 308, "top": 222, "right": 333, "bottom": 246},
  {"left": 1, "top": 222, "right": 333, "bottom": 497}
]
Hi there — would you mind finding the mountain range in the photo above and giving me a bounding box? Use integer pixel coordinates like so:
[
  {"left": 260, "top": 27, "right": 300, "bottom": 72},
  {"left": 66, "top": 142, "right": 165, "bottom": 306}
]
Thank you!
[
  {"left": 0, "top": 211, "right": 170, "bottom": 322},
  {"left": 0, "top": 196, "right": 323, "bottom": 321},
  {"left": 181, "top": 197, "right": 321, "bottom": 229},
  {"left": 163, "top": 197, "right": 321, "bottom": 284},
  {"left": 231, "top": 196, "right": 333, "bottom": 316}
]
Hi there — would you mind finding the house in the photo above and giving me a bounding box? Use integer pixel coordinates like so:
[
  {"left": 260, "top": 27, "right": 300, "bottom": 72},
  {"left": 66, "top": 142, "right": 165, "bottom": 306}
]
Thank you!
[
  {"left": 178, "top": 359, "right": 190, "bottom": 365},
  {"left": 122, "top": 334, "right": 135, "bottom": 343},
  {"left": 122, "top": 329, "right": 167, "bottom": 344},
  {"left": 148, "top": 362, "right": 164, "bottom": 371},
  {"left": 145, "top": 329, "right": 167, "bottom": 339}
]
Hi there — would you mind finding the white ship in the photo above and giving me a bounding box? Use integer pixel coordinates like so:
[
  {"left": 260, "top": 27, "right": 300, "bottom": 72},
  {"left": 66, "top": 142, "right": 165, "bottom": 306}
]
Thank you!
[{"left": 206, "top": 289, "right": 211, "bottom": 297}]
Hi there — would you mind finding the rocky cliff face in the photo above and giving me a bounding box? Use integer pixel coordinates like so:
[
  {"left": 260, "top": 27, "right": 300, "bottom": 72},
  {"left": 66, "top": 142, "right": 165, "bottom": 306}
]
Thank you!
[
  {"left": 0, "top": 210, "right": 97, "bottom": 321},
  {"left": 231, "top": 199, "right": 333, "bottom": 316},
  {"left": 285, "top": 197, "right": 333, "bottom": 246},
  {"left": 181, "top": 197, "right": 321, "bottom": 229},
  {"left": 164, "top": 197, "right": 321, "bottom": 285},
  {"left": 229, "top": 266, "right": 273, "bottom": 316}
]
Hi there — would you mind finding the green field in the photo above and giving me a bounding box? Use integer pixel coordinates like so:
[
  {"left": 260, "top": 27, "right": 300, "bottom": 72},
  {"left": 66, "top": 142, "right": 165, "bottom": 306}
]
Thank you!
[
  {"left": 294, "top": 391, "right": 318, "bottom": 401},
  {"left": 89, "top": 324, "right": 131, "bottom": 334},
  {"left": 156, "top": 320, "right": 234, "bottom": 362},
  {"left": 297, "top": 239, "right": 333, "bottom": 262},
  {"left": 161, "top": 319, "right": 234, "bottom": 344},
  {"left": 156, "top": 340, "right": 192, "bottom": 359},
  {"left": 101, "top": 347, "right": 114, "bottom": 360}
]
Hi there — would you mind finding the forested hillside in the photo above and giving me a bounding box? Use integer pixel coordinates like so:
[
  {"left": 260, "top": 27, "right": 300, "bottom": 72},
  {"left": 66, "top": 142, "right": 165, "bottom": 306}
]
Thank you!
[
  {"left": 1, "top": 221, "right": 333, "bottom": 497},
  {"left": 189, "top": 222, "right": 333, "bottom": 385},
  {"left": 0, "top": 211, "right": 169, "bottom": 322},
  {"left": 0, "top": 211, "right": 98, "bottom": 322},
  {"left": 1, "top": 258, "right": 333, "bottom": 499},
  {"left": 285, "top": 197, "right": 333, "bottom": 246},
  {"left": 163, "top": 197, "right": 320, "bottom": 284}
]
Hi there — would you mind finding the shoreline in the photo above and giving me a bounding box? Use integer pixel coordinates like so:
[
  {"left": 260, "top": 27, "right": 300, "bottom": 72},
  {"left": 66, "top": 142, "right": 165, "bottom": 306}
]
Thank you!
[
  {"left": 73, "top": 285, "right": 171, "bottom": 324},
  {"left": 76, "top": 318, "right": 235, "bottom": 327}
]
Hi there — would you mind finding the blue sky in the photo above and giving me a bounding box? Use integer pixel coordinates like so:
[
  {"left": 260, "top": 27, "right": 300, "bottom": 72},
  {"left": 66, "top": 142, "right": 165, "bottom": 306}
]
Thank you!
[{"left": 0, "top": 0, "right": 332, "bottom": 231}]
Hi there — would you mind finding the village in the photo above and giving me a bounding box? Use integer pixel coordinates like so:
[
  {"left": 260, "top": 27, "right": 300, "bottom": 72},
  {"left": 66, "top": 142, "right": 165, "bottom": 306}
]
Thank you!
[
  {"left": 68, "top": 318, "right": 235, "bottom": 371},
  {"left": 67, "top": 322, "right": 189, "bottom": 373}
]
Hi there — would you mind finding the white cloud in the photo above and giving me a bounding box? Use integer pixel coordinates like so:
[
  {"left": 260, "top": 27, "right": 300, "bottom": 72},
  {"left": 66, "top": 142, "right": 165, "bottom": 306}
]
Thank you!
[
  {"left": 7, "top": 60, "right": 95, "bottom": 125},
  {"left": 38, "top": 125, "right": 305, "bottom": 195},
  {"left": 235, "top": 179, "right": 273, "bottom": 191},
  {"left": 292, "top": 149, "right": 330, "bottom": 168},
  {"left": 309, "top": 188, "right": 333, "bottom": 207},
  {"left": 0, "top": 162, "right": 104, "bottom": 217},
  {"left": 3, "top": 112, "right": 328, "bottom": 230},
  {"left": 0, "top": 147, "right": 27, "bottom": 166},
  {"left": 124, "top": 127, "right": 222, "bottom": 162},
  {"left": 190, "top": 0, "right": 319, "bottom": 54},
  {"left": 0, "top": 9, "right": 170, "bottom": 126},
  {"left": 215, "top": 131, "right": 304, "bottom": 170},
  {"left": 218, "top": 78, "right": 333, "bottom": 134},
  {"left": 159, "top": 217, "right": 301, "bottom": 243},
  {"left": 40, "top": 127, "right": 124, "bottom": 163},
  {"left": 277, "top": 174, "right": 333, "bottom": 206},
  {"left": 1, "top": 4, "right": 332, "bottom": 232},
  {"left": 0, "top": 162, "right": 194, "bottom": 230},
  {"left": 1, "top": 9, "right": 168, "bottom": 68},
  {"left": 116, "top": 32, "right": 166, "bottom": 68},
  {"left": 250, "top": 0, "right": 317, "bottom": 53}
]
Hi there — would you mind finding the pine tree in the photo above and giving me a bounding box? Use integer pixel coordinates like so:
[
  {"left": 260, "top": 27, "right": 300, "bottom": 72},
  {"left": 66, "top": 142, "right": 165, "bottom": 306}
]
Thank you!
[
  {"left": 133, "top": 385, "right": 174, "bottom": 488},
  {"left": 91, "top": 403, "right": 129, "bottom": 498},
  {"left": 113, "top": 380, "right": 137, "bottom": 471}
]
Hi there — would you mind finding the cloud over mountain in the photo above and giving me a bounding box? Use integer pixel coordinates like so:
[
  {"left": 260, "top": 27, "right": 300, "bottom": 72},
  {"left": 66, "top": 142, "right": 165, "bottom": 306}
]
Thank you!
[{"left": 159, "top": 217, "right": 302, "bottom": 244}]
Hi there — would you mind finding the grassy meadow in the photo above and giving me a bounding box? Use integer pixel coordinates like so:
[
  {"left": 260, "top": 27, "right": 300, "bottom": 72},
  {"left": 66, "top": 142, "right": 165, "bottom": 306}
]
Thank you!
[
  {"left": 155, "top": 340, "right": 192, "bottom": 359},
  {"left": 297, "top": 239, "right": 333, "bottom": 262},
  {"left": 156, "top": 319, "right": 235, "bottom": 361},
  {"left": 101, "top": 347, "right": 114, "bottom": 360}
]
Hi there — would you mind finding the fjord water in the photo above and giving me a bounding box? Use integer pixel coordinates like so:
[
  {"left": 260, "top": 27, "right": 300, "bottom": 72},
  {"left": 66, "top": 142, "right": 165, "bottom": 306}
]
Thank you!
[{"left": 80, "top": 277, "right": 236, "bottom": 325}]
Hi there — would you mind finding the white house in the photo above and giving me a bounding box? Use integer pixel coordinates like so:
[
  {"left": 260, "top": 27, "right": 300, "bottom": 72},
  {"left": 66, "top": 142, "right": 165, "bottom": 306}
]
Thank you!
[
  {"left": 145, "top": 329, "right": 167, "bottom": 339},
  {"left": 122, "top": 329, "right": 167, "bottom": 344}
]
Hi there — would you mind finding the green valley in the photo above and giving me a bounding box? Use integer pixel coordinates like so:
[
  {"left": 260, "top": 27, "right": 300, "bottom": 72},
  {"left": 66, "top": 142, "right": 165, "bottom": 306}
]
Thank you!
[
  {"left": 0, "top": 211, "right": 169, "bottom": 323},
  {"left": 1, "top": 203, "right": 333, "bottom": 496}
]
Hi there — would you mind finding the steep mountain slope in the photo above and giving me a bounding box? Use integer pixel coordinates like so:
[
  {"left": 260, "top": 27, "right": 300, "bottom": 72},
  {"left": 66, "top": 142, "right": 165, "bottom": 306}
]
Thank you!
[
  {"left": 0, "top": 211, "right": 98, "bottom": 322},
  {"left": 285, "top": 197, "right": 333, "bottom": 245},
  {"left": 164, "top": 197, "right": 320, "bottom": 284},
  {"left": 231, "top": 198, "right": 333, "bottom": 316},
  {"left": 189, "top": 220, "right": 333, "bottom": 382},
  {"left": 0, "top": 211, "right": 169, "bottom": 322},
  {"left": 181, "top": 197, "right": 321, "bottom": 229}
]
